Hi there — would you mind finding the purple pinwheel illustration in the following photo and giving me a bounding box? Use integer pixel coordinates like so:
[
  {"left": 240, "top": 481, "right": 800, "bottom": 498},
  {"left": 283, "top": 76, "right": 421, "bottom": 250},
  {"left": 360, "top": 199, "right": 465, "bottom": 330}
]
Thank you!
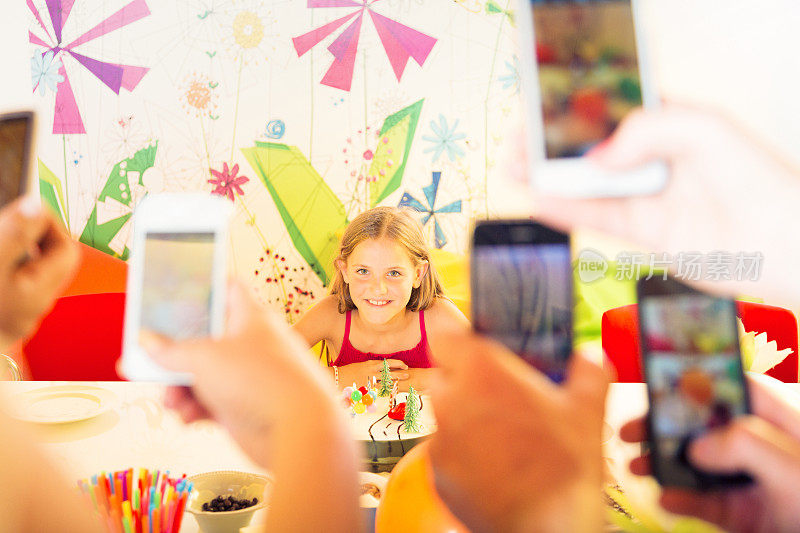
[
  {"left": 292, "top": 0, "right": 437, "bottom": 92},
  {"left": 28, "top": 0, "right": 151, "bottom": 134},
  {"left": 398, "top": 171, "right": 462, "bottom": 249}
]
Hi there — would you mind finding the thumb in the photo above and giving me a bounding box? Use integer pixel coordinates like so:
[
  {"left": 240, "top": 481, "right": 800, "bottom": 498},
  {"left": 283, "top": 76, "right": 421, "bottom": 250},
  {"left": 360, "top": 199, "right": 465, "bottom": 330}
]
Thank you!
[
  {"left": 565, "top": 352, "right": 609, "bottom": 416},
  {"left": 588, "top": 105, "right": 711, "bottom": 170},
  {"left": 0, "top": 196, "right": 48, "bottom": 273},
  {"left": 225, "top": 278, "right": 261, "bottom": 334},
  {"left": 139, "top": 331, "right": 205, "bottom": 374},
  {"left": 689, "top": 416, "right": 800, "bottom": 484}
]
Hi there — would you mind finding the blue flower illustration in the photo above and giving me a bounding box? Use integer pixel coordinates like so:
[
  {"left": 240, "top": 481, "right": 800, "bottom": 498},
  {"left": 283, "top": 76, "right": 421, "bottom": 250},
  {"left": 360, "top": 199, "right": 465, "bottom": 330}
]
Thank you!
[
  {"left": 398, "top": 171, "right": 462, "bottom": 248},
  {"left": 498, "top": 56, "right": 520, "bottom": 93},
  {"left": 422, "top": 114, "right": 466, "bottom": 163},
  {"left": 31, "top": 50, "right": 64, "bottom": 96}
]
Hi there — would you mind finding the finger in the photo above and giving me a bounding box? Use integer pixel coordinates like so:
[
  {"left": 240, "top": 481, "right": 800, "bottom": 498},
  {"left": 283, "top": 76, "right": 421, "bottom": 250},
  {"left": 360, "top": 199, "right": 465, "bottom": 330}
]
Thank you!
[
  {"left": 164, "top": 386, "right": 193, "bottom": 410},
  {"left": 164, "top": 386, "right": 213, "bottom": 422},
  {"left": 629, "top": 454, "right": 651, "bottom": 476},
  {"left": 565, "top": 352, "right": 609, "bottom": 413},
  {"left": 384, "top": 359, "right": 409, "bottom": 370},
  {"left": 588, "top": 106, "right": 705, "bottom": 170},
  {"left": 658, "top": 490, "right": 725, "bottom": 525},
  {"left": 176, "top": 398, "right": 213, "bottom": 423},
  {"left": 0, "top": 197, "right": 50, "bottom": 274},
  {"left": 19, "top": 215, "right": 78, "bottom": 288},
  {"left": 689, "top": 416, "right": 800, "bottom": 481},
  {"left": 140, "top": 330, "right": 209, "bottom": 374},
  {"left": 747, "top": 373, "right": 800, "bottom": 440},
  {"left": 427, "top": 329, "right": 480, "bottom": 371},
  {"left": 619, "top": 417, "right": 647, "bottom": 443},
  {"left": 388, "top": 372, "right": 409, "bottom": 381},
  {"left": 225, "top": 279, "right": 262, "bottom": 334},
  {"left": 429, "top": 328, "right": 521, "bottom": 374}
]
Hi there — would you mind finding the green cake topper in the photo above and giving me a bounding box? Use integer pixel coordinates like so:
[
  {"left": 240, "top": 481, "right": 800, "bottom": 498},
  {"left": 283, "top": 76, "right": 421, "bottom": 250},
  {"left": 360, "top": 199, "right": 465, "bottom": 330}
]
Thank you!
[
  {"left": 378, "top": 359, "right": 393, "bottom": 397},
  {"left": 403, "top": 386, "right": 422, "bottom": 432}
]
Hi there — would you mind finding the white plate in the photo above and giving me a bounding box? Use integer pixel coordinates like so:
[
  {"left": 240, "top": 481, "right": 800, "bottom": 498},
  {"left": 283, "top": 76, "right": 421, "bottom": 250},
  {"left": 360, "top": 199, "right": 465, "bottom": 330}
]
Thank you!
[{"left": 9, "top": 385, "right": 117, "bottom": 424}]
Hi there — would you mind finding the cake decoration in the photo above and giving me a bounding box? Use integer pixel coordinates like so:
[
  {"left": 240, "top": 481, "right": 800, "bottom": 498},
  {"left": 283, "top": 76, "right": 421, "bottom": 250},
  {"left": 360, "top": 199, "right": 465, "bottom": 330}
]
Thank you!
[
  {"left": 342, "top": 381, "right": 379, "bottom": 415},
  {"left": 378, "top": 358, "right": 393, "bottom": 396},
  {"left": 403, "top": 387, "right": 422, "bottom": 432}
]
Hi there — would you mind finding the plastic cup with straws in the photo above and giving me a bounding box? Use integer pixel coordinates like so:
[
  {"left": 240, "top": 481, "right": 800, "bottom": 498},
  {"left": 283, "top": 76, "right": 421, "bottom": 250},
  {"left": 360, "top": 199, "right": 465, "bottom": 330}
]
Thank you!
[{"left": 77, "top": 468, "right": 192, "bottom": 533}]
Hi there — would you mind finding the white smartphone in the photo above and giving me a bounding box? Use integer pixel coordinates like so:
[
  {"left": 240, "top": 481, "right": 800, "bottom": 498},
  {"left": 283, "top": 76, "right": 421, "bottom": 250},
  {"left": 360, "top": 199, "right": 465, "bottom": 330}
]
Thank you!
[
  {"left": 516, "top": 0, "right": 666, "bottom": 197},
  {"left": 121, "top": 193, "right": 232, "bottom": 383}
]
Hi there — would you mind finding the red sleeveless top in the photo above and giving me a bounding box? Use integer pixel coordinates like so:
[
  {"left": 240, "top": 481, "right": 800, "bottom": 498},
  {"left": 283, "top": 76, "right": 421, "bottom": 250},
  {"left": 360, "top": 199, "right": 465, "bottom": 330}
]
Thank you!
[{"left": 332, "top": 310, "right": 434, "bottom": 368}]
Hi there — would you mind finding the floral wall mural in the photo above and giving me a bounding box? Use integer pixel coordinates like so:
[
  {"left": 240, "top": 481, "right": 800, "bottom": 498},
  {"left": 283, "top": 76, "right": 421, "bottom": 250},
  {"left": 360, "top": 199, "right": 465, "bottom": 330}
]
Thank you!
[{"left": 26, "top": 0, "right": 521, "bottom": 319}]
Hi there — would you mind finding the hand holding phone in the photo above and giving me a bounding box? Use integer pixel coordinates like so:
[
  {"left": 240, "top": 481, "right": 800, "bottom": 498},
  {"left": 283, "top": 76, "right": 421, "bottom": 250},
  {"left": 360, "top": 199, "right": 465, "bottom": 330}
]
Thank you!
[
  {"left": 637, "top": 276, "right": 752, "bottom": 489},
  {"left": 516, "top": 0, "right": 666, "bottom": 196},
  {"left": 121, "top": 193, "right": 232, "bottom": 384},
  {"left": 471, "top": 219, "right": 572, "bottom": 382}
]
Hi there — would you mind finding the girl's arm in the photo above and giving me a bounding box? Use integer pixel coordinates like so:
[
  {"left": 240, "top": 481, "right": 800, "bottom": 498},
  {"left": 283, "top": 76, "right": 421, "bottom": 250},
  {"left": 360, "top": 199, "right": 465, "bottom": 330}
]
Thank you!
[
  {"left": 422, "top": 298, "right": 471, "bottom": 375},
  {"left": 427, "top": 297, "right": 471, "bottom": 335},
  {"left": 291, "top": 295, "right": 340, "bottom": 349}
]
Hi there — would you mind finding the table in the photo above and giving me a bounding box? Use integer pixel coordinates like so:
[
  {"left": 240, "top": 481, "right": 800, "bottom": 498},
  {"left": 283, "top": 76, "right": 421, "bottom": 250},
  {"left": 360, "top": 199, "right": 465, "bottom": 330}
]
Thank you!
[
  {"left": 5, "top": 381, "right": 800, "bottom": 531},
  {"left": 1, "top": 381, "right": 268, "bottom": 532}
]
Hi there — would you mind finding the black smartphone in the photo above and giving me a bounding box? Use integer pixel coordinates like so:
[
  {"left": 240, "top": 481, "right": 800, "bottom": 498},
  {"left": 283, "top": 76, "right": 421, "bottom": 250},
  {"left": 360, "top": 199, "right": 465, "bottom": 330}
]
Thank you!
[
  {"left": 0, "top": 111, "right": 35, "bottom": 209},
  {"left": 471, "top": 219, "right": 572, "bottom": 382},
  {"left": 637, "top": 276, "right": 752, "bottom": 489}
]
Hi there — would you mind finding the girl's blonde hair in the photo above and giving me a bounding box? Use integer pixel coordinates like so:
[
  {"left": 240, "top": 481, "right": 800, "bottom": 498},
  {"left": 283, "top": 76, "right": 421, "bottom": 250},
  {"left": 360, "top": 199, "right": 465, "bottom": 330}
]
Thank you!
[{"left": 330, "top": 206, "right": 444, "bottom": 313}]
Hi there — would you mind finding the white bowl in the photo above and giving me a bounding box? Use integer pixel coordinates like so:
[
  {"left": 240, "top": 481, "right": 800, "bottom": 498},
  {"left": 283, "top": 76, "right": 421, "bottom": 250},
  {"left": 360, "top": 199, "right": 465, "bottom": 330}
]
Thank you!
[
  {"left": 359, "top": 471, "right": 388, "bottom": 509},
  {"left": 186, "top": 470, "right": 271, "bottom": 533}
]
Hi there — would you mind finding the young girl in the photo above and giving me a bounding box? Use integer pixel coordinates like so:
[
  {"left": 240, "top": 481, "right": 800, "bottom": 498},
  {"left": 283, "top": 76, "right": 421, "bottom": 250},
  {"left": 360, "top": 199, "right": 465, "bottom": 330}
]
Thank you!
[{"left": 293, "top": 206, "right": 469, "bottom": 390}]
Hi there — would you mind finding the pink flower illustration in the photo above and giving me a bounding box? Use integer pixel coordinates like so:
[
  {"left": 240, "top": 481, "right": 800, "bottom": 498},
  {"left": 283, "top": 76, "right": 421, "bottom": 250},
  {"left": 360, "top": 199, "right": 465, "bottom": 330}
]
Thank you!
[
  {"left": 292, "top": 0, "right": 437, "bottom": 92},
  {"left": 29, "top": 0, "right": 151, "bottom": 134},
  {"left": 209, "top": 163, "right": 249, "bottom": 201}
]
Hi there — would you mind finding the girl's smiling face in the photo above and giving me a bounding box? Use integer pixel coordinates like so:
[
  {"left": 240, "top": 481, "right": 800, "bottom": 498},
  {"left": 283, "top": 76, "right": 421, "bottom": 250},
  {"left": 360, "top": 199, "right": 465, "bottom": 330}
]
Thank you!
[{"left": 338, "top": 238, "right": 427, "bottom": 325}]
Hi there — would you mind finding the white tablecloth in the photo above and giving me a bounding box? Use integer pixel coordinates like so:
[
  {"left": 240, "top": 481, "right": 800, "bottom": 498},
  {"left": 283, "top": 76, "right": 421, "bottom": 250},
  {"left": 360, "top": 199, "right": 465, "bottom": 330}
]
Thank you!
[
  {"left": 5, "top": 381, "right": 800, "bottom": 531},
  {"left": 1, "top": 381, "right": 268, "bottom": 532}
]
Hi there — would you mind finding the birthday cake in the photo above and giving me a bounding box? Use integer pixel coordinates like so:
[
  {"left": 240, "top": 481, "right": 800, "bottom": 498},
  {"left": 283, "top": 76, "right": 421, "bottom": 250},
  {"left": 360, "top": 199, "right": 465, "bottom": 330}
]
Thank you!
[{"left": 341, "top": 366, "right": 436, "bottom": 472}]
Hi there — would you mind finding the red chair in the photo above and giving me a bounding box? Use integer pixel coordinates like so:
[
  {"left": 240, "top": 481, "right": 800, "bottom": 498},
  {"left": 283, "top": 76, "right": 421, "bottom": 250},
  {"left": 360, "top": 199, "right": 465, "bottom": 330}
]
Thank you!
[
  {"left": 21, "top": 293, "right": 126, "bottom": 380},
  {"left": 602, "top": 302, "right": 798, "bottom": 383},
  {"left": 13, "top": 242, "right": 129, "bottom": 380}
]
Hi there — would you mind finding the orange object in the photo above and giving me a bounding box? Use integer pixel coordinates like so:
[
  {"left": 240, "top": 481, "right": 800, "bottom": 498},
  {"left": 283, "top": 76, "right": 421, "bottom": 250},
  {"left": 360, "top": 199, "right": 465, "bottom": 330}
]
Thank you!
[
  {"left": 679, "top": 368, "right": 714, "bottom": 405},
  {"left": 375, "top": 442, "right": 468, "bottom": 533},
  {"left": 570, "top": 88, "right": 608, "bottom": 123},
  {"left": 61, "top": 241, "right": 127, "bottom": 298}
]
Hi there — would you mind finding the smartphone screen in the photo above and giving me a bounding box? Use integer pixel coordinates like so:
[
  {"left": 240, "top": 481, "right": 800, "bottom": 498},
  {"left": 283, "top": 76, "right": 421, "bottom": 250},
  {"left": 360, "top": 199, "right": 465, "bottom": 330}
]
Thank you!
[
  {"left": 530, "top": 0, "right": 643, "bottom": 158},
  {"left": 472, "top": 221, "right": 572, "bottom": 382},
  {"left": 141, "top": 232, "right": 216, "bottom": 340},
  {"left": 0, "top": 114, "right": 31, "bottom": 207},
  {"left": 639, "top": 280, "right": 752, "bottom": 488}
]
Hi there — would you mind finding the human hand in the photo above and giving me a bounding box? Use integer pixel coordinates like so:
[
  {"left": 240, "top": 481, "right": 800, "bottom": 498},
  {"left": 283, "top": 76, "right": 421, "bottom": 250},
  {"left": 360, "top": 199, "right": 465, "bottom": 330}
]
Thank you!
[
  {"left": 397, "top": 367, "right": 438, "bottom": 393},
  {"left": 144, "top": 281, "right": 346, "bottom": 465},
  {"left": 620, "top": 374, "right": 800, "bottom": 532},
  {"left": 145, "top": 281, "right": 361, "bottom": 532},
  {"left": 0, "top": 196, "right": 77, "bottom": 348},
  {"left": 428, "top": 330, "right": 609, "bottom": 532},
  {"left": 531, "top": 105, "right": 800, "bottom": 307},
  {"left": 336, "top": 359, "right": 408, "bottom": 390}
]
